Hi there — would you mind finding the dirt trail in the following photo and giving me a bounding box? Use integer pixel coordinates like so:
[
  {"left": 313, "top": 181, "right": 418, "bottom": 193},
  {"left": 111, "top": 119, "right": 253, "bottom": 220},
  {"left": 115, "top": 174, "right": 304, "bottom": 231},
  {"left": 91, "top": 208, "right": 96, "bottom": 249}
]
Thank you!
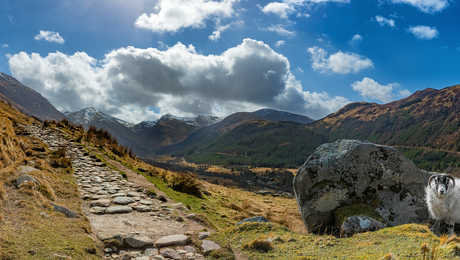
[{"left": 25, "top": 125, "right": 216, "bottom": 260}]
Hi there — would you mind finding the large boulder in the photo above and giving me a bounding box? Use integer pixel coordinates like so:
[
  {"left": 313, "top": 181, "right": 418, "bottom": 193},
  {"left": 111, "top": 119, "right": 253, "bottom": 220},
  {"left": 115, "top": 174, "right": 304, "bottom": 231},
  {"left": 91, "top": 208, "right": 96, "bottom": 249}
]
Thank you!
[{"left": 293, "top": 139, "right": 429, "bottom": 234}]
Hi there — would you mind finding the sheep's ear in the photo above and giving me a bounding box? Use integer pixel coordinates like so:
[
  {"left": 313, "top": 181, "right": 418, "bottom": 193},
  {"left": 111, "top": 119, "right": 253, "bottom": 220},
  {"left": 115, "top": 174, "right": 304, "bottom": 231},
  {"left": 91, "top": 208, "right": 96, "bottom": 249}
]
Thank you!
[
  {"left": 448, "top": 175, "right": 456, "bottom": 188},
  {"left": 429, "top": 175, "right": 437, "bottom": 189}
]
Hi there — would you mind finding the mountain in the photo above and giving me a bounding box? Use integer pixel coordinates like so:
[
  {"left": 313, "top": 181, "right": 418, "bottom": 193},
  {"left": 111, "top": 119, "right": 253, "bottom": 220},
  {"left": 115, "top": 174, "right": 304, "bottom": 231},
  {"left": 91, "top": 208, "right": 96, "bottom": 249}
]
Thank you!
[
  {"left": 65, "top": 107, "right": 138, "bottom": 149},
  {"left": 252, "top": 108, "right": 313, "bottom": 124},
  {"left": 162, "top": 109, "right": 320, "bottom": 167},
  {"left": 164, "top": 86, "right": 460, "bottom": 170},
  {"left": 0, "top": 73, "right": 65, "bottom": 121},
  {"left": 315, "top": 86, "right": 460, "bottom": 151},
  {"left": 65, "top": 108, "right": 220, "bottom": 156}
]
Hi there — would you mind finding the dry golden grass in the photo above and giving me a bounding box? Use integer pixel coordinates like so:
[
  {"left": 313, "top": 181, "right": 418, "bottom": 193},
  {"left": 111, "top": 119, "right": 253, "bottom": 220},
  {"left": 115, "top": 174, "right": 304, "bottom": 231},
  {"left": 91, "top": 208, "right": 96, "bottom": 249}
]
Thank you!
[{"left": 0, "top": 100, "right": 99, "bottom": 259}]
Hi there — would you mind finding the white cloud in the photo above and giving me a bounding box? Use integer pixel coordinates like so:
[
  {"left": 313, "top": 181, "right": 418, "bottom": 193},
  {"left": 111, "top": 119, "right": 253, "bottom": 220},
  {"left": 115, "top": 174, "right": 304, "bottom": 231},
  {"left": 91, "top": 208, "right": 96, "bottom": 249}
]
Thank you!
[
  {"left": 135, "top": 0, "right": 238, "bottom": 33},
  {"left": 349, "top": 34, "right": 363, "bottom": 46},
  {"left": 262, "top": 2, "right": 295, "bottom": 19},
  {"left": 408, "top": 25, "right": 439, "bottom": 40},
  {"left": 390, "top": 0, "right": 449, "bottom": 13},
  {"left": 308, "top": 46, "right": 373, "bottom": 74},
  {"left": 9, "top": 38, "right": 349, "bottom": 122},
  {"left": 375, "top": 15, "right": 395, "bottom": 27},
  {"left": 275, "top": 40, "right": 286, "bottom": 47},
  {"left": 352, "top": 77, "right": 411, "bottom": 103},
  {"left": 34, "top": 30, "right": 65, "bottom": 44},
  {"left": 1, "top": 44, "right": 8, "bottom": 48},
  {"left": 209, "top": 20, "right": 243, "bottom": 41},
  {"left": 264, "top": 24, "right": 296, "bottom": 37},
  {"left": 261, "top": 0, "right": 349, "bottom": 19}
]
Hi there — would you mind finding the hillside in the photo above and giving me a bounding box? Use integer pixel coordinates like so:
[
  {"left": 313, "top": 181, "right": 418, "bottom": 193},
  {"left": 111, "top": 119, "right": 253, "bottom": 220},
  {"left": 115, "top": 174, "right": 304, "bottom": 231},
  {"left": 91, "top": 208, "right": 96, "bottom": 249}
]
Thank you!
[
  {"left": 0, "top": 73, "right": 65, "bottom": 121},
  {"left": 164, "top": 85, "right": 460, "bottom": 171},
  {"left": 0, "top": 101, "right": 98, "bottom": 259}
]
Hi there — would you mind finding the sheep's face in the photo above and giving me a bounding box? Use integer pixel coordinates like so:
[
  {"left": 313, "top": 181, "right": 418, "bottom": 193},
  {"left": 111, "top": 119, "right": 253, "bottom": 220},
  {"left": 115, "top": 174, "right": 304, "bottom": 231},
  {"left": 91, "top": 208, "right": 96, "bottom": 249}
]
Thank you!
[{"left": 430, "top": 175, "right": 455, "bottom": 198}]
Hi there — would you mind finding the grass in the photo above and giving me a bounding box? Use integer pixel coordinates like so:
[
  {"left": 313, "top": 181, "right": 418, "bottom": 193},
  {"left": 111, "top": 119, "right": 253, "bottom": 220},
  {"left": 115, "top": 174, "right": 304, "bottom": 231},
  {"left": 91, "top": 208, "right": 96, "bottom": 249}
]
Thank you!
[{"left": 0, "top": 101, "right": 100, "bottom": 259}]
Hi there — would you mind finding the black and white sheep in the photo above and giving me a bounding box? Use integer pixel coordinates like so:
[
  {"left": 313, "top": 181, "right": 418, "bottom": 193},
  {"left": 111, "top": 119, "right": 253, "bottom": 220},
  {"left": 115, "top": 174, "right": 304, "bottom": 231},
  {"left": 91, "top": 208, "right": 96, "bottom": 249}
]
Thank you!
[{"left": 425, "top": 174, "right": 459, "bottom": 235}]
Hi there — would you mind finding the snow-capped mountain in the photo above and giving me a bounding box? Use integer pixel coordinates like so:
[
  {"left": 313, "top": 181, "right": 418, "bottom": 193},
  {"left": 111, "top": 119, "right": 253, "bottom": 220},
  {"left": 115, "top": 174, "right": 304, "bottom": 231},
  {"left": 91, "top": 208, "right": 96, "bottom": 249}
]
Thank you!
[
  {"left": 64, "top": 107, "right": 134, "bottom": 129},
  {"left": 160, "top": 114, "right": 220, "bottom": 128}
]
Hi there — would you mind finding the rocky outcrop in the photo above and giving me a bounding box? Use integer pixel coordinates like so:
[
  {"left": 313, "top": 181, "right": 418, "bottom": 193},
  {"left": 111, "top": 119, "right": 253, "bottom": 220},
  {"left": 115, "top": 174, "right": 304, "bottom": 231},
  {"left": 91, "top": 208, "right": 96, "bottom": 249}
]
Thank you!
[
  {"left": 293, "top": 139, "right": 429, "bottom": 234},
  {"left": 340, "top": 216, "right": 385, "bottom": 237}
]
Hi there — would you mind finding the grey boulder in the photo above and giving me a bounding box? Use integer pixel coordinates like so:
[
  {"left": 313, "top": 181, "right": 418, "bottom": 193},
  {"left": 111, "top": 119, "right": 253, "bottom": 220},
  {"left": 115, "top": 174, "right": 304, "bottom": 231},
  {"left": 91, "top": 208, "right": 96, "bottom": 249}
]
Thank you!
[
  {"left": 293, "top": 139, "right": 429, "bottom": 233},
  {"left": 155, "top": 234, "right": 190, "bottom": 247}
]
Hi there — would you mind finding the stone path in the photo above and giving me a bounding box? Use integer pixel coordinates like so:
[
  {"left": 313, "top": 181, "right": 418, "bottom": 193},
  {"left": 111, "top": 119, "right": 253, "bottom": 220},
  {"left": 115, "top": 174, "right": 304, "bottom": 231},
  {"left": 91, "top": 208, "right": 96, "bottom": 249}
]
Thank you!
[{"left": 25, "top": 124, "right": 219, "bottom": 260}]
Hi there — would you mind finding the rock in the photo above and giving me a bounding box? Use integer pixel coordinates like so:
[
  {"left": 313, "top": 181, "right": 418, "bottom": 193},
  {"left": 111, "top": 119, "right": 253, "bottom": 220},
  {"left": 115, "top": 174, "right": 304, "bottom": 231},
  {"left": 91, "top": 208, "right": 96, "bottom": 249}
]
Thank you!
[
  {"left": 293, "top": 139, "right": 429, "bottom": 234},
  {"left": 18, "top": 165, "right": 39, "bottom": 174},
  {"left": 144, "top": 248, "right": 158, "bottom": 256},
  {"left": 90, "top": 206, "right": 106, "bottom": 214},
  {"left": 340, "top": 215, "right": 386, "bottom": 237},
  {"left": 198, "top": 232, "right": 210, "bottom": 240},
  {"left": 184, "top": 246, "right": 196, "bottom": 254},
  {"left": 201, "top": 240, "right": 221, "bottom": 254},
  {"left": 155, "top": 234, "right": 190, "bottom": 247},
  {"left": 50, "top": 203, "right": 79, "bottom": 218},
  {"left": 113, "top": 197, "right": 135, "bottom": 205},
  {"left": 106, "top": 206, "right": 133, "bottom": 214},
  {"left": 124, "top": 234, "right": 154, "bottom": 248},
  {"left": 158, "top": 195, "right": 168, "bottom": 202},
  {"left": 90, "top": 199, "right": 111, "bottom": 207},
  {"left": 160, "top": 248, "right": 181, "bottom": 260},
  {"left": 14, "top": 174, "right": 39, "bottom": 188},
  {"left": 237, "top": 216, "right": 268, "bottom": 225},
  {"left": 139, "top": 199, "right": 153, "bottom": 205}
]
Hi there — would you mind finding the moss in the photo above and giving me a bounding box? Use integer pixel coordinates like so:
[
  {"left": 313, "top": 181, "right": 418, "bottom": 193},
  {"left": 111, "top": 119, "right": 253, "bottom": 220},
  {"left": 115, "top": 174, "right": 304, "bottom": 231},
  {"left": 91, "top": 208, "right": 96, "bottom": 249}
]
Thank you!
[
  {"left": 207, "top": 248, "right": 235, "bottom": 259},
  {"left": 334, "top": 203, "right": 384, "bottom": 228}
]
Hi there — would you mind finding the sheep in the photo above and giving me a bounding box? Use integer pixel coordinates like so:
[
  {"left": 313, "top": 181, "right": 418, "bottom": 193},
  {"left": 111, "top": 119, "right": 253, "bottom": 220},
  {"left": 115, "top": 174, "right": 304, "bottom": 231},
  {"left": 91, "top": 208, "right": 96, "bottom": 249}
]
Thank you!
[{"left": 425, "top": 174, "right": 460, "bottom": 235}]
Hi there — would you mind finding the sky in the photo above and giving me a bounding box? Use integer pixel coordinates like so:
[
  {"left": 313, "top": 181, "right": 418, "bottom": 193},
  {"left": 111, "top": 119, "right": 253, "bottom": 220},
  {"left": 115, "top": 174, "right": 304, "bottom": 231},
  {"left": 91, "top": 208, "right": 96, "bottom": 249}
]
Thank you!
[{"left": 1, "top": 0, "right": 459, "bottom": 123}]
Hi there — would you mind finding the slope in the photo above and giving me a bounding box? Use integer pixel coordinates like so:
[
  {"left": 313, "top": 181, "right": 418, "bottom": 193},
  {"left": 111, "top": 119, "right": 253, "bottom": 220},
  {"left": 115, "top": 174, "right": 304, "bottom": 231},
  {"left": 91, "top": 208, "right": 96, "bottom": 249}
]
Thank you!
[{"left": 0, "top": 73, "right": 65, "bottom": 121}]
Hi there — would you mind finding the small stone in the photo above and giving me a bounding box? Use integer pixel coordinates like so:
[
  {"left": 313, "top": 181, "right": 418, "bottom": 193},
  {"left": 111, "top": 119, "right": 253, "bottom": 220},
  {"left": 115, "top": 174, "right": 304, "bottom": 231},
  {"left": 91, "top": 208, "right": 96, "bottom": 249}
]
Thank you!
[
  {"left": 133, "top": 205, "right": 152, "bottom": 212},
  {"left": 184, "top": 245, "right": 196, "bottom": 254},
  {"left": 340, "top": 215, "right": 385, "bottom": 237},
  {"left": 201, "top": 240, "right": 221, "bottom": 253},
  {"left": 237, "top": 216, "right": 268, "bottom": 225},
  {"left": 14, "top": 174, "right": 39, "bottom": 188},
  {"left": 51, "top": 203, "right": 79, "bottom": 218},
  {"left": 105, "top": 206, "right": 133, "bottom": 214},
  {"left": 155, "top": 234, "right": 190, "bottom": 247},
  {"left": 185, "top": 252, "right": 195, "bottom": 260},
  {"left": 127, "top": 191, "right": 140, "bottom": 197},
  {"left": 198, "top": 232, "right": 210, "bottom": 240},
  {"left": 90, "top": 199, "right": 111, "bottom": 207},
  {"left": 160, "top": 248, "right": 181, "bottom": 260},
  {"left": 124, "top": 234, "right": 154, "bottom": 248},
  {"left": 139, "top": 199, "right": 153, "bottom": 205},
  {"left": 144, "top": 248, "right": 158, "bottom": 256},
  {"left": 152, "top": 256, "right": 165, "bottom": 260},
  {"left": 90, "top": 206, "right": 106, "bottom": 214},
  {"left": 113, "top": 197, "right": 135, "bottom": 205}
]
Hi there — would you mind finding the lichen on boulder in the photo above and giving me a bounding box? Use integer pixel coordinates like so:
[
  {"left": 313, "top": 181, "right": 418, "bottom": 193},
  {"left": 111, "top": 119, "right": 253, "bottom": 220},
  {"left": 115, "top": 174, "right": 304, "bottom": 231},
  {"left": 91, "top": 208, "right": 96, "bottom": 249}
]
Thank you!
[{"left": 293, "top": 139, "right": 429, "bottom": 234}]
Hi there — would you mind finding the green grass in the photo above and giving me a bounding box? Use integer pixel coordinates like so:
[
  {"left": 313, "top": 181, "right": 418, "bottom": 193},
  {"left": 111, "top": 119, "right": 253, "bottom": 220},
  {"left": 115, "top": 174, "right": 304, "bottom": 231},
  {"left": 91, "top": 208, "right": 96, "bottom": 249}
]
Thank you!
[{"left": 211, "top": 222, "right": 457, "bottom": 260}]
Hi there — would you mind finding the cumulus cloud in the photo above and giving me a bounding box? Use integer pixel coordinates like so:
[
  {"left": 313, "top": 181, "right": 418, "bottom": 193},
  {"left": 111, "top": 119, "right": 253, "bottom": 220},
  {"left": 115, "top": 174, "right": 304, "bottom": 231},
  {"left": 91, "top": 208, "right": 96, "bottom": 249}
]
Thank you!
[
  {"left": 375, "top": 15, "right": 395, "bottom": 27},
  {"left": 352, "top": 77, "right": 411, "bottom": 103},
  {"left": 134, "top": 0, "right": 238, "bottom": 33},
  {"left": 390, "top": 0, "right": 449, "bottom": 13},
  {"left": 408, "top": 25, "right": 439, "bottom": 40},
  {"left": 261, "top": 0, "right": 349, "bottom": 19},
  {"left": 307, "top": 46, "right": 373, "bottom": 74},
  {"left": 9, "top": 38, "right": 349, "bottom": 122},
  {"left": 264, "top": 24, "right": 296, "bottom": 37},
  {"left": 34, "top": 30, "right": 65, "bottom": 44},
  {"left": 275, "top": 40, "right": 286, "bottom": 47}
]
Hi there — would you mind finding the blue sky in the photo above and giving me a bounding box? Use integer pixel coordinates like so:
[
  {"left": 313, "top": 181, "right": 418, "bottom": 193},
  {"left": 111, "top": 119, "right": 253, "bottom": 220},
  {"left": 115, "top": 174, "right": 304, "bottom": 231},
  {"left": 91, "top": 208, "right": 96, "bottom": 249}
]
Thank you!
[{"left": 1, "top": 0, "right": 459, "bottom": 123}]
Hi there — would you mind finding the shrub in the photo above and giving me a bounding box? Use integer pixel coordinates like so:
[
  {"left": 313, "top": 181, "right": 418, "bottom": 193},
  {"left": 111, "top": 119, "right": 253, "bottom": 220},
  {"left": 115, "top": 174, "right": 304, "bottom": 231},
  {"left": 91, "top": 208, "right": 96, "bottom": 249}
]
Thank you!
[
  {"left": 163, "top": 172, "right": 202, "bottom": 197},
  {"left": 208, "top": 248, "right": 235, "bottom": 259},
  {"left": 243, "top": 238, "right": 273, "bottom": 253}
]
